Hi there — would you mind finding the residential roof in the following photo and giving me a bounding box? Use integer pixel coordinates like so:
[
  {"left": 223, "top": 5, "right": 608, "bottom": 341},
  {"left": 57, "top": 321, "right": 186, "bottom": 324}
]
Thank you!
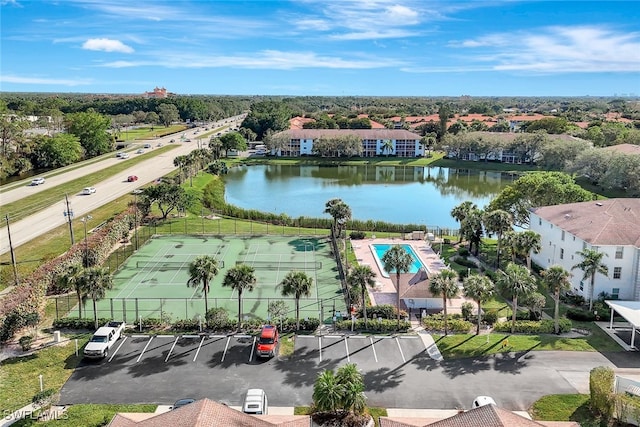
[
  {"left": 277, "top": 129, "right": 422, "bottom": 140},
  {"left": 379, "top": 405, "right": 579, "bottom": 427},
  {"left": 601, "top": 143, "right": 640, "bottom": 155},
  {"left": 107, "top": 399, "right": 310, "bottom": 427},
  {"left": 530, "top": 198, "right": 640, "bottom": 247}
]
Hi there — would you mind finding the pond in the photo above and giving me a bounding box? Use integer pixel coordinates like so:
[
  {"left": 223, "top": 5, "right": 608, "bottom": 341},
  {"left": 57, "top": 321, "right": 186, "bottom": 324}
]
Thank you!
[{"left": 223, "top": 164, "right": 515, "bottom": 229}]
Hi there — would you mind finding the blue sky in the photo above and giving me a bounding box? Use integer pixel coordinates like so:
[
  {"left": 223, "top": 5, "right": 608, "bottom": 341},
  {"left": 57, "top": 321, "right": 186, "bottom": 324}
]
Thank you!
[{"left": 1, "top": 0, "right": 639, "bottom": 96}]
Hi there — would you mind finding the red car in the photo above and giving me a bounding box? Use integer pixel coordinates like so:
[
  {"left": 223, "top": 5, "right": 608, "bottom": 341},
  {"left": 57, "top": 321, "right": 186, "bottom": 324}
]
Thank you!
[
  {"left": 256, "top": 325, "right": 278, "bottom": 358},
  {"left": 127, "top": 175, "right": 138, "bottom": 182}
]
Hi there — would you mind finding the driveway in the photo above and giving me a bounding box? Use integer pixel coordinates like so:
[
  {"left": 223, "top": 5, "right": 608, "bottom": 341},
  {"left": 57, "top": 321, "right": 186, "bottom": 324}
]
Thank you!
[{"left": 59, "top": 333, "right": 617, "bottom": 410}]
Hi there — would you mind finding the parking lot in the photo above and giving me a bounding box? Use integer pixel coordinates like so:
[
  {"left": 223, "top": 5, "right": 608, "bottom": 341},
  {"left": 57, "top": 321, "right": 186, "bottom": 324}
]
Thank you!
[{"left": 59, "top": 332, "right": 601, "bottom": 410}]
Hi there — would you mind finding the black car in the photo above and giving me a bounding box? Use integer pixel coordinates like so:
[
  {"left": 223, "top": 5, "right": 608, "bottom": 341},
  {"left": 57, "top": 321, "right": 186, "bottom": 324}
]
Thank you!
[{"left": 172, "top": 398, "right": 196, "bottom": 410}]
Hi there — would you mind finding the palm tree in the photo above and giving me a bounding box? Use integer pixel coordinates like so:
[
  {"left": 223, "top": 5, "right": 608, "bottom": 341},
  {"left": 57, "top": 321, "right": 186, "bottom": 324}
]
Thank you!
[
  {"left": 541, "top": 265, "right": 572, "bottom": 334},
  {"left": 56, "top": 263, "right": 85, "bottom": 318},
  {"left": 187, "top": 255, "right": 219, "bottom": 315},
  {"left": 347, "top": 265, "right": 377, "bottom": 329},
  {"left": 519, "top": 230, "right": 541, "bottom": 271},
  {"left": 381, "top": 139, "right": 393, "bottom": 157},
  {"left": 381, "top": 245, "right": 413, "bottom": 329},
  {"left": 312, "top": 363, "right": 366, "bottom": 416},
  {"left": 429, "top": 270, "right": 459, "bottom": 336},
  {"left": 173, "top": 155, "right": 188, "bottom": 184},
  {"left": 483, "top": 209, "right": 513, "bottom": 269},
  {"left": 463, "top": 274, "right": 495, "bottom": 335},
  {"left": 451, "top": 201, "right": 476, "bottom": 243},
  {"left": 502, "top": 230, "right": 519, "bottom": 264},
  {"left": 81, "top": 267, "right": 113, "bottom": 329},
  {"left": 324, "top": 198, "right": 351, "bottom": 238},
  {"left": 222, "top": 264, "right": 257, "bottom": 331},
  {"left": 313, "top": 370, "right": 342, "bottom": 414},
  {"left": 572, "top": 248, "right": 609, "bottom": 311},
  {"left": 278, "top": 271, "right": 313, "bottom": 330},
  {"left": 496, "top": 263, "right": 537, "bottom": 333}
]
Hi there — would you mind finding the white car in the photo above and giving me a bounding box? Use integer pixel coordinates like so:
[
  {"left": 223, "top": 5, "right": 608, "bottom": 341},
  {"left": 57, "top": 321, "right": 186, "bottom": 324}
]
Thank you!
[
  {"left": 82, "top": 187, "right": 96, "bottom": 195},
  {"left": 472, "top": 396, "right": 496, "bottom": 409},
  {"left": 31, "top": 177, "right": 45, "bottom": 185},
  {"left": 242, "top": 389, "right": 268, "bottom": 415}
]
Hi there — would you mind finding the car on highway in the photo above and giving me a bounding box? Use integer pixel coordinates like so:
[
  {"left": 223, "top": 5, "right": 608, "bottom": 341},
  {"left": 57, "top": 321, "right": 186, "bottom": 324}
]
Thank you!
[
  {"left": 31, "top": 177, "right": 45, "bottom": 186},
  {"left": 127, "top": 175, "right": 138, "bottom": 182},
  {"left": 116, "top": 152, "right": 129, "bottom": 159},
  {"left": 82, "top": 187, "right": 96, "bottom": 195},
  {"left": 143, "top": 143, "right": 152, "bottom": 149},
  {"left": 157, "top": 142, "right": 163, "bottom": 147},
  {"left": 169, "top": 139, "right": 175, "bottom": 143},
  {"left": 136, "top": 149, "right": 145, "bottom": 154},
  {"left": 256, "top": 325, "right": 278, "bottom": 358}
]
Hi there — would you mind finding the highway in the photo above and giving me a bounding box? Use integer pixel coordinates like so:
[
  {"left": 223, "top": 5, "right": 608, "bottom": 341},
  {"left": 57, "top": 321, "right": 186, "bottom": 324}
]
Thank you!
[{"left": 0, "top": 115, "right": 245, "bottom": 255}]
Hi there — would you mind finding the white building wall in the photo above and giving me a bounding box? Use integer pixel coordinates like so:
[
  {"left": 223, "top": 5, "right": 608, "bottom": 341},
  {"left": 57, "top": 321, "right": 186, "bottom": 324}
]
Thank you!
[
  {"left": 301, "top": 138, "right": 313, "bottom": 155},
  {"left": 530, "top": 212, "right": 639, "bottom": 301}
]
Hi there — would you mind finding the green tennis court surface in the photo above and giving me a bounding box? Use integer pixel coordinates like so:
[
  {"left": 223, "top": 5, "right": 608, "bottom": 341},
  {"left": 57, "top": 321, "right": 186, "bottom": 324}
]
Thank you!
[{"left": 71, "top": 235, "right": 346, "bottom": 323}]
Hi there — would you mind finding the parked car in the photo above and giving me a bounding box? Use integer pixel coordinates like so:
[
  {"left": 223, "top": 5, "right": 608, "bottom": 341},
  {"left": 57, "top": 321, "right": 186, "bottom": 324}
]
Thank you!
[
  {"left": 83, "top": 321, "right": 125, "bottom": 359},
  {"left": 256, "top": 325, "right": 278, "bottom": 358},
  {"left": 172, "top": 398, "right": 195, "bottom": 410},
  {"left": 127, "top": 175, "right": 138, "bottom": 182},
  {"left": 82, "top": 187, "right": 96, "bottom": 195},
  {"left": 472, "top": 396, "right": 496, "bottom": 409},
  {"left": 242, "top": 389, "right": 268, "bottom": 415},
  {"left": 31, "top": 177, "right": 45, "bottom": 186}
]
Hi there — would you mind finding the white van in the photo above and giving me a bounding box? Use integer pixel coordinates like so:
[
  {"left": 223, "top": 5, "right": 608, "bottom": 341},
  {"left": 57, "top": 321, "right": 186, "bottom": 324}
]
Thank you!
[{"left": 242, "top": 389, "right": 268, "bottom": 415}]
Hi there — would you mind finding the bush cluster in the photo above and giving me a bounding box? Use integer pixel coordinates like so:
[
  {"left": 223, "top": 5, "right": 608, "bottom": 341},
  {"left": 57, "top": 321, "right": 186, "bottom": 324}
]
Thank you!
[
  {"left": 560, "top": 292, "right": 586, "bottom": 306},
  {"left": 457, "top": 247, "right": 470, "bottom": 257},
  {"left": 493, "top": 318, "right": 572, "bottom": 334},
  {"left": 335, "top": 318, "right": 410, "bottom": 332},
  {"left": 53, "top": 317, "right": 111, "bottom": 330},
  {"left": 422, "top": 314, "right": 473, "bottom": 333},
  {"left": 566, "top": 308, "right": 596, "bottom": 321},
  {"left": 349, "top": 231, "right": 366, "bottom": 240},
  {"left": 482, "top": 311, "right": 499, "bottom": 325}
]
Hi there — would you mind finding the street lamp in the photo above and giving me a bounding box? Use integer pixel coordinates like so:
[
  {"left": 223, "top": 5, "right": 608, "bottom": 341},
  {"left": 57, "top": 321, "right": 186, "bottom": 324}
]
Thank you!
[{"left": 80, "top": 216, "right": 93, "bottom": 268}]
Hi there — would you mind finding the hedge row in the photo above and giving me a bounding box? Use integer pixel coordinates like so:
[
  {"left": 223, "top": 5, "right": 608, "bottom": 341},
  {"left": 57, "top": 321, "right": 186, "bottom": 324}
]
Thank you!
[
  {"left": 422, "top": 317, "right": 473, "bottom": 333},
  {"left": 493, "top": 318, "right": 572, "bottom": 334},
  {"left": 335, "top": 318, "right": 410, "bottom": 332}
]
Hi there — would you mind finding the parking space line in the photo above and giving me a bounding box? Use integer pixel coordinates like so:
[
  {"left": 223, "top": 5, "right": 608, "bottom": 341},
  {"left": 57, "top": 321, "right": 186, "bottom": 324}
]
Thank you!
[
  {"left": 395, "top": 337, "right": 406, "bottom": 363},
  {"left": 137, "top": 336, "right": 154, "bottom": 362},
  {"left": 249, "top": 337, "right": 256, "bottom": 363},
  {"left": 344, "top": 337, "right": 350, "bottom": 362},
  {"left": 318, "top": 337, "right": 322, "bottom": 363},
  {"left": 221, "top": 336, "right": 231, "bottom": 362},
  {"left": 165, "top": 336, "right": 179, "bottom": 362},
  {"left": 193, "top": 336, "right": 205, "bottom": 362},
  {"left": 109, "top": 336, "right": 127, "bottom": 362},
  {"left": 370, "top": 336, "right": 378, "bottom": 362}
]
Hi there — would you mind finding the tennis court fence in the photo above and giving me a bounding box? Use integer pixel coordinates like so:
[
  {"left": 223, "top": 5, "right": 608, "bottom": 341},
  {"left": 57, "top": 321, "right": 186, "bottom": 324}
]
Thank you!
[{"left": 135, "top": 260, "right": 225, "bottom": 270}]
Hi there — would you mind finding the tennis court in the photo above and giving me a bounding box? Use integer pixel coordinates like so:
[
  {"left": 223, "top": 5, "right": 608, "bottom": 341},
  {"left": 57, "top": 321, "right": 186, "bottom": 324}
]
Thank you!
[{"left": 71, "top": 235, "right": 346, "bottom": 323}]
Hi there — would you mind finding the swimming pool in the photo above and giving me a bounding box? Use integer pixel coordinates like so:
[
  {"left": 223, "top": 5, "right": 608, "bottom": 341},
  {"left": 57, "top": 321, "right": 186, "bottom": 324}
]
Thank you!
[{"left": 370, "top": 244, "right": 427, "bottom": 278}]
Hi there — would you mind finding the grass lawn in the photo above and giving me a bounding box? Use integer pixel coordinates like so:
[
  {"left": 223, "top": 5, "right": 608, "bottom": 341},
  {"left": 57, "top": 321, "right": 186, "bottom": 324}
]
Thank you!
[
  {"left": 530, "top": 394, "right": 592, "bottom": 423},
  {"left": 0, "top": 334, "right": 90, "bottom": 413},
  {"left": 12, "top": 404, "right": 157, "bottom": 426},
  {"left": 436, "top": 321, "right": 622, "bottom": 358},
  {"left": 279, "top": 332, "right": 295, "bottom": 357}
]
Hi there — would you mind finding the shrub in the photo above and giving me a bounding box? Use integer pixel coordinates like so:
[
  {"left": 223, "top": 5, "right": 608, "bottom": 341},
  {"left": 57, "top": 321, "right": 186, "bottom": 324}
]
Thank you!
[
  {"left": 590, "top": 366, "right": 615, "bottom": 422},
  {"left": 335, "top": 318, "right": 409, "bottom": 332},
  {"left": 206, "top": 307, "right": 231, "bottom": 330},
  {"left": 366, "top": 305, "right": 396, "bottom": 319},
  {"left": 171, "top": 319, "right": 199, "bottom": 332},
  {"left": 516, "top": 310, "right": 531, "bottom": 321},
  {"left": 454, "top": 258, "right": 477, "bottom": 268},
  {"left": 349, "top": 231, "right": 366, "bottom": 240},
  {"left": 482, "top": 311, "right": 498, "bottom": 325},
  {"left": 461, "top": 302, "right": 474, "bottom": 321},
  {"left": 493, "top": 318, "right": 572, "bottom": 334},
  {"left": 52, "top": 317, "right": 110, "bottom": 330},
  {"left": 32, "top": 388, "right": 59, "bottom": 410},
  {"left": 457, "top": 247, "right": 470, "bottom": 257},
  {"left": 566, "top": 308, "right": 596, "bottom": 322},
  {"left": 422, "top": 316, "right": 473, "bottom": 333},
  {"left": 19, "top": 335, "right": 34, "bottom": 351}
]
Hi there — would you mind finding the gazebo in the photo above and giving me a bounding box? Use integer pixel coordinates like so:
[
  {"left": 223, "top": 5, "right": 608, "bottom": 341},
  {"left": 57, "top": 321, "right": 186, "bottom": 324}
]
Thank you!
[{"left": 605, "top": 300, "right": 640, "bottom": 349}]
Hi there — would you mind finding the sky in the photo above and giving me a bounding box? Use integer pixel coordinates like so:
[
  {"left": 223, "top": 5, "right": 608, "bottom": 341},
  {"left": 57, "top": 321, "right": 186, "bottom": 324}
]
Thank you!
[{"left": 1, "top": 0, "right": 639, "bottom": 96}]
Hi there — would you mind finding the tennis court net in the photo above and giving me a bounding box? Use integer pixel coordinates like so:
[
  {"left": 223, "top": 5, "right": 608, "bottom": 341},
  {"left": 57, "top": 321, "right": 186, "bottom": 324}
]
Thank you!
[
  {"left": 136, "top": 260, "right": 224, "bottom": 270},
  {"left": 236, "top": 260, "right": 322, "bottom": 270}
]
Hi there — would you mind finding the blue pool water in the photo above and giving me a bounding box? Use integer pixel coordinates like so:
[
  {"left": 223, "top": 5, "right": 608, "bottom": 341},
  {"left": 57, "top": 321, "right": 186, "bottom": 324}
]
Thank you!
[{"left": 371, "top": 244, "right": 426, "bottom": 278}]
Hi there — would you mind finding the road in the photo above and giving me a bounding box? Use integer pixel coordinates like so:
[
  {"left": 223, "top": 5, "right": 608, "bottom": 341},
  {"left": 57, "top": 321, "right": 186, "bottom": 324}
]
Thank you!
[{"left": 0, "top": 116, "right": 245, "bottom": 255}]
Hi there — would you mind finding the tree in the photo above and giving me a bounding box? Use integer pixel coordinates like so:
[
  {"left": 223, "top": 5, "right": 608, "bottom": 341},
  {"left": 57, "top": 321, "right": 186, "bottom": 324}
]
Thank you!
[
  {"left": 222, "top": 264, "right": 257, "bottom": 331},
  {"left": 65, "top": 110, "right": 113, "bottom": 157},
  {"left": 451, "top": 201, "right": 476, "bottom": 243},
  {"left": 489, "top": 172, "right": 592, "bottom": 227},
  {"left": 32, "top": 133, "right": 83, "bottom": 168},
  {"left": 81, "top": 267, "right": 113, "bottom": 329},
  {"left": 157, "top": 103, "right": 180, "bottom": 127},
  {"left": 522, "top": 292, "right": 546, "bottom": 321},
  {"left": 347, "top": 265, "right": 377, "bottom": 329},
  {"left": 541, "top": 265, "right": 572, "bottom": 333},
  {"left": 381, "top": 139, "right": 394, "bottom": 157},
  {"left": 219, "top": 132, "right": 247, "bottom": 157},
  {"left": 56, "top": 263, "right": 85, "bottom": 319},
  {"left": 572, "top": 249, "right": 609, "bottom": 311},
  {"left": 312, "top": 363, "right": 366, "bottom": 416},
  {"left": 483, "top": 209, "right": 513, "bottom": 269},
  {"left": 278, "top": 271, "right": 313, "bottom": 330},
  {"left": 187, "top": 255, "right": 219, "bottom": 315},
  {"left": 429, "top": 269, "right": 459, "bottom": 336},
  {"left": 381, "top": 245, "right": 412, "bottom": 329},
  {"left": 463, "top": 274, "right": 495, "bottom": 335},
  {"left": 241, "top": 100, "right": 292, "bottom": 140},
  {"left": 141, "top": 181, "right": 194, "bottom": 219},
  {"left": 518, "top": 231, "right": 541, "bottom": 271},
  {"left": 496, "top": 263, "right": 537, "bottom": 333},
  {"left": 324, "top": 198, "right": 351, "bottom": 239},
  {"left": 267, "top": 300, "right": 288, "bottom": 329}
]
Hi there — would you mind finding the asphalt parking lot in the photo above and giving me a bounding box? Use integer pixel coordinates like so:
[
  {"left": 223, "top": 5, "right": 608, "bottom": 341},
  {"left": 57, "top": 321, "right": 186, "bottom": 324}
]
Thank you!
[{"left": 60, "top": 333, "right": 614, "bottom": 410}]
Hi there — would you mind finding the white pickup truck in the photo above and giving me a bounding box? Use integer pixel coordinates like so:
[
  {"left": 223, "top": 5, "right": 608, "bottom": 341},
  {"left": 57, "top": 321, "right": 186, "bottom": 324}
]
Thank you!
[{"left": 83, "top": 321, "right": 125, "bottom": 359}]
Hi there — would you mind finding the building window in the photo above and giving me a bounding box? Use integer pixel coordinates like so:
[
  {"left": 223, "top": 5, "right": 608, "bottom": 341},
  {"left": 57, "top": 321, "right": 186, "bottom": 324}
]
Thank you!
[
  {"left": 560, "top": 248, "right": 564, "bottom": 260},
  {"left": 539, "top": 218, "right": 542, "bottom": 226},
  {"left": 579, "top": 281, "right": 584, "bottom": 291},
  {"left": 561, "top": 231, "right": 565, "bottom": 241},
  {"left": 612, "top": 288, "right": 620, "bottom": 300},
  {"left": 573, "top": 236, "right": 575, "bottom": 241},
  {"left": 614, "top": 267, "right": 622, "bottom": 279},
  {"left": 615, "top": 247, "right": 624, "bottom": 259}
]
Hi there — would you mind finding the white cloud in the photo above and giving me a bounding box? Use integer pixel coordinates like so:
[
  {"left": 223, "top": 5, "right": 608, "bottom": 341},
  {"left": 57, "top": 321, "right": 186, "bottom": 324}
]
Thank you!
[
  {"left": 449, "top": 25, "right": 640, "bottom": 73},
  {"left": 82, "top": 38, "right": 134, "bottom": 53},
  {"left": 0, "top": 75, "right": 92, "bottom": 86}
]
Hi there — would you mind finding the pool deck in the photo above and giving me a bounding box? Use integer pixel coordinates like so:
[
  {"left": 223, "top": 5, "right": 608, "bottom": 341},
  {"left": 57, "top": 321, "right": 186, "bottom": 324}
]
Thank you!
[{"left": 351, "top": 237, "right": 469, "bottom": 312}]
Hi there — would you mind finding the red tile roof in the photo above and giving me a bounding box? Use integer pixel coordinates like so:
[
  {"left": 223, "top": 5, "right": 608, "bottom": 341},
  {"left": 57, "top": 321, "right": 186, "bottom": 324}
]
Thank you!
[
  {"left": 279, "top": 129, "right": 421, "bottom": 140},
  {"left": 601, "top": 144, "right": 640, "bottom": 155},
  {"left": 530, "top": 198, "right": 640, "bottom": 247}
]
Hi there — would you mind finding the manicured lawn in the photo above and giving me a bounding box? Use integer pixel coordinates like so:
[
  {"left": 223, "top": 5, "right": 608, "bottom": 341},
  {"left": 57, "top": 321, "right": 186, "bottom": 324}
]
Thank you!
[
  {"left": 530, "top": 394, "right": 592, "bottom": 423},
  {"left": 436, "top": 322, "right": 622, "bottom": 359},
  {"left": 12, "top": 404, "right": 157, "bottom": 426},
  {"left": 279, "top": 332, "right": 295, "bottom": 357},
  {"left": 0, "top": 334, "right": 90, "bottom": 413}
]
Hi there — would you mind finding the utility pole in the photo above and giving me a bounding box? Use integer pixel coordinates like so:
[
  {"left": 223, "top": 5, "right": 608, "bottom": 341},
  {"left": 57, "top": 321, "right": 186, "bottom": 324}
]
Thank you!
[
  {"left": 5, "top": 214, "right": 19, "bottom": 286},
  {"left": 64, "top": 194, "right": 74, "bottom": 244}
]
